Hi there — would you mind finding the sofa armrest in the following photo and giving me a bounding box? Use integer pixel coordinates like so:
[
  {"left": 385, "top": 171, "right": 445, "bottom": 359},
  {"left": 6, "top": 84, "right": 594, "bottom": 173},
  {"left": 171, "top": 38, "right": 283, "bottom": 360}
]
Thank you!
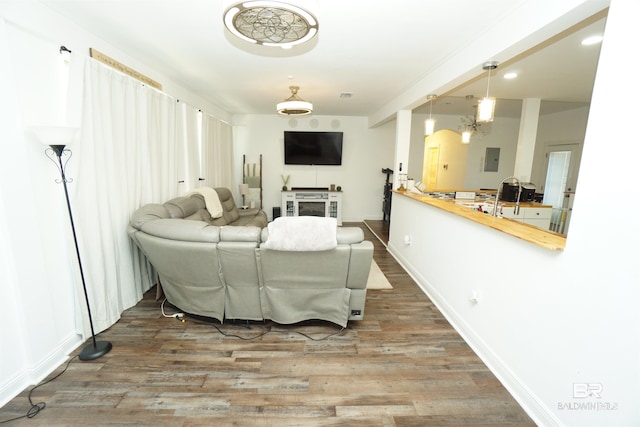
[
  {"left": 346, "top": 240, "right": 374, "bottom": 290},
  {"left": 130, "top": 203, "right": 170, "bottom": 230},
  {"left": 336, "top": 227, "right": 364, "bottom": 244},
  {"left": 238, "top": 208, "right": 260, "bottom": 216}
]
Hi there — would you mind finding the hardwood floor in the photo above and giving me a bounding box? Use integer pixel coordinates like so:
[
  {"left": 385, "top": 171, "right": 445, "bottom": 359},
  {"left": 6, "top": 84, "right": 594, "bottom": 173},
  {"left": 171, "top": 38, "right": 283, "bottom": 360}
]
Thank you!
[{"left": 1, "top": 223, "right": 534, "bottom": 426}]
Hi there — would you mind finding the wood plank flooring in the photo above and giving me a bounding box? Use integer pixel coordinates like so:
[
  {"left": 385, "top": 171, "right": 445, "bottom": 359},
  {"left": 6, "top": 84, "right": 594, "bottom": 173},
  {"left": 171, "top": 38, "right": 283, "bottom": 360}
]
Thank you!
[{"left": 1, "top": 222, "right": 534, "bottom": 426}]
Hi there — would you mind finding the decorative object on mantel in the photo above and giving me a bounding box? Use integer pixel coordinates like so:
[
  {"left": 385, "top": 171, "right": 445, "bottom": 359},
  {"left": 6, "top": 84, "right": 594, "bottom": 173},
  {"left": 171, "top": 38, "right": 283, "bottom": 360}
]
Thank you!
[
  {"left": 277, "top": 86, "right": 313, "bottom": 116},
  {"left": 223, "top": 1, "right": 319, "bottom": 49},
  {"left": 31, "top": 126, "right": 113, "bottom": 361},
  {"left": 336, "top": 185, "right": 342, "bottom": 191},
  {"left": 281, "top": 174, "right": 290, "bottom": 191},
  {"left": 477, "top": 61, "right": 499, "bottom": 122}
]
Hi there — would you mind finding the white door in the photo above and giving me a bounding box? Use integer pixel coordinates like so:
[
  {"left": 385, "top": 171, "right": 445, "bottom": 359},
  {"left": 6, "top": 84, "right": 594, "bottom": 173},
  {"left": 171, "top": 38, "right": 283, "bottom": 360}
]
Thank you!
[{"left": 541, "top": 143, "right": 581, "bottom": 233}]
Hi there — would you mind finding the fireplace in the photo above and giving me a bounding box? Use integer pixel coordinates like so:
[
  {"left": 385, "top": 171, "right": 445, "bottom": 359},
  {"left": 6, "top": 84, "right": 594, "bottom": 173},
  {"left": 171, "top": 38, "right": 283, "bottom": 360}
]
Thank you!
[
  {"left": 281, "top": 190, "right": 343, "bottom": 225},
  {"left": 298, "top": 201, "right": 326, "bottom": 217}
]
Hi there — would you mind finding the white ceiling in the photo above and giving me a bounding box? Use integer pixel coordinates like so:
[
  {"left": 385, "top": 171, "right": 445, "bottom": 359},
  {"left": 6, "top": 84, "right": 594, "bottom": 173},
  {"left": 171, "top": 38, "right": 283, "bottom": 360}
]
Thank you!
[{"left": 39, "top": 0, "right": 608, "bottom": 119}]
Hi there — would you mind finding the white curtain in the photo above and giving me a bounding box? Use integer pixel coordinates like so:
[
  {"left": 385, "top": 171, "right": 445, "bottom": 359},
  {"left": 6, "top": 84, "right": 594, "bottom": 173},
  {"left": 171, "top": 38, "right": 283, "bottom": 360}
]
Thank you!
[
  {"left": 73, "top": 58, "right": 179, "bottom": 334},
  {"left": 176, "top": 101, "right": 200, "bottom": 192},
  {"left": 202, "top": 112, "right": 233, "bottom": 188}
]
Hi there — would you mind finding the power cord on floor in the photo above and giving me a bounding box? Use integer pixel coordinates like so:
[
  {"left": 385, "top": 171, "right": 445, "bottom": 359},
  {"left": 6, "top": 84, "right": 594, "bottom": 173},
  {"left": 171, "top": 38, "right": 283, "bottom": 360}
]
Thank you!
[
  {"left": 161, "top": 298, "right": 185, "bottom": 322},
  {"left": 0, "top": 355, "right": 78, "bottom": 424},
  {"left": 160, "top": 299, "right": 346, "bottom": 340},
  {"left": 189, "top": 315, "right": 346, "bottom": 341}
]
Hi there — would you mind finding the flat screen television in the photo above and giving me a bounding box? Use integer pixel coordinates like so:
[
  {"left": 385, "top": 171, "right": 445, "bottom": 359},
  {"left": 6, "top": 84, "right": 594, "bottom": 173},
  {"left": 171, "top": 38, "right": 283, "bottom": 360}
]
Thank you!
[{"left": 284, "top": 131, "right": 343, "bottom": 165}]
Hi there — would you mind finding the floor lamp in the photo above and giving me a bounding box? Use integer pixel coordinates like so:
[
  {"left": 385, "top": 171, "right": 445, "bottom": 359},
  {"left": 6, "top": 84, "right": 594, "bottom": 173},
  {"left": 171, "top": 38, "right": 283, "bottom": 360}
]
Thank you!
[{"left": 32, "top": 126, "right": 112, "bottom": 361}]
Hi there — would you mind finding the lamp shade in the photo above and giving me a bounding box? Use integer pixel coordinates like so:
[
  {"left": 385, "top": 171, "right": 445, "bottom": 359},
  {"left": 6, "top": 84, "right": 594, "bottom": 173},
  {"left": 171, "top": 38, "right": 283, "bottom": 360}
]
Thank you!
[
  {"left": 476, "top": 97, "right": 496, "bottom": 123},
  {"left": 30, "top": 126, "right": 79, "bottom": 146},
  {"left": 239, "top": 183, "right": 250, "bottom": 195},
  {"left": 461, "top": 130, "right": 472, "bottom": 144},
  {"left": 424, "top": 118, "right": 436, "bottom": 136}
]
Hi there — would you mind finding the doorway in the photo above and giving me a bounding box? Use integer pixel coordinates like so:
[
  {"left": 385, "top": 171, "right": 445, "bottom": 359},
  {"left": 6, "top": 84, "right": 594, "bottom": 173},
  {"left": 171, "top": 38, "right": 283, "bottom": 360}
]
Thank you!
[{"left": 541, "top": 143, "right": 581, "bottom": 233}]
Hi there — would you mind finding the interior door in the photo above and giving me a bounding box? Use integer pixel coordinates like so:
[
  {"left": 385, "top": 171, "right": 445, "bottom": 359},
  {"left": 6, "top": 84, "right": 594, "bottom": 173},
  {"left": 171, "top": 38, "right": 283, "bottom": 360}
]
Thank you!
[
  {"left": 541, "top": 143, "right": 580, "bottom": 206},
  {"left": 424, "top": 146, "right": 439, "bottom": 191}
]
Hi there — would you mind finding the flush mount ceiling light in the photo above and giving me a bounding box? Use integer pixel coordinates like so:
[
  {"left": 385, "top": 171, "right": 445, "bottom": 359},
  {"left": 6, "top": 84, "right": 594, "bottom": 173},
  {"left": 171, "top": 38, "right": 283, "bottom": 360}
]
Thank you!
[
  {"left": 477, "top": 61, "right": 499, "bottom": 123},
  {"left": 277, "top": 85, "right": 313, "bottom": 115},
  {"left": 223, "top": 1, "right": 318, "bottom": 49}
]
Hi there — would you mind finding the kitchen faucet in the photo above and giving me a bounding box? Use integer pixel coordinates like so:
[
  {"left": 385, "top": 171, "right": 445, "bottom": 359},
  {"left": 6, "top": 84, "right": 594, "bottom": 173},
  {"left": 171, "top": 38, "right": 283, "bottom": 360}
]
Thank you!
[{"left": 492, "top": 176, "right": 522, "bottom": 216}]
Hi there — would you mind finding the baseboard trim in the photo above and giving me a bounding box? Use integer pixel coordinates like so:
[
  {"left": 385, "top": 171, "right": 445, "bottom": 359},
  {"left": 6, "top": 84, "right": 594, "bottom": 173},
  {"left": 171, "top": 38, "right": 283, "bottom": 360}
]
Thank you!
[
  {"left": 0, "top": 332, "right": 82, "bottom": 408},
  {"left": 387, "top": 241, "right": 562, "bottom": 427}
]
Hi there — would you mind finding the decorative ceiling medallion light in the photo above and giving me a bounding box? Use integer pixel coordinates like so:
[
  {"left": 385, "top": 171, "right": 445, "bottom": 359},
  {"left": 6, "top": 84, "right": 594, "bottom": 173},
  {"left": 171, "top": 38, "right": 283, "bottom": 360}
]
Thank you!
[
  {"left": 424, "top": 94, "right": 437, "bottom": 136},
  {"left": 477, "top": 61, "right": 499, "bottom": 123},
  {"left": 277, "top": 85, "right": 313, "bottom": 115},
  {"left": 223, "top": 1, "right": 318, "bottom": 49}
]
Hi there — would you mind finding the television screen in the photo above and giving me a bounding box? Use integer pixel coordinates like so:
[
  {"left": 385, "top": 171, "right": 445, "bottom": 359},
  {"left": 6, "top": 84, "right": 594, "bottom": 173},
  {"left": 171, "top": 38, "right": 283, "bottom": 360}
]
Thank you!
[{"left": 284, "top": 131, "right": 343, "bottom": 165}]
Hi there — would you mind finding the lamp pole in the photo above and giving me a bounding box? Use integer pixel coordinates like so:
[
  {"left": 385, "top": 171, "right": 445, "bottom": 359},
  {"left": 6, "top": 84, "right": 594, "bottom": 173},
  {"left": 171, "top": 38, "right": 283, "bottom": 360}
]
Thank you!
[{"left": 46, "top": 144, "right": 112, "bottom": 360}]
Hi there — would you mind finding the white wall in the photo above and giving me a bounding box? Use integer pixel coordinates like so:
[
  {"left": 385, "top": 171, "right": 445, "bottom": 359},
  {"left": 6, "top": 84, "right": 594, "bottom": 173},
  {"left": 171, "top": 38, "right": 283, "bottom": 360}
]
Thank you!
[
  {"left": 0, "top": 3, "right": 227, "bottom": 407},
  {"left": 388, "top": 1, "right": 639, "bottom": 425},
  {"left": 531, "top": 106, "right": 589, "bottom": 188},
  {"left": 411, "top": 105, "right": 590, "bottom": 193},
  {"left": 232, "top": 114, "right": 396, "bottom": 221}
]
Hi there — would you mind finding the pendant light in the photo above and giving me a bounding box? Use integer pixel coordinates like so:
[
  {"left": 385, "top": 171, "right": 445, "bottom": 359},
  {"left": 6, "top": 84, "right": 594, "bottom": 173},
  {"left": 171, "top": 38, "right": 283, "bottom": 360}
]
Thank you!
[
  {"left": 424, "top": 94, "right": 437, "bottom": 136},
  {"left": 461, "top": 128, "right": 472, "bottom": 144},
  {"left": 277, "top": 86, "right": 313, "bottom": 116},
  {"left": 477, "top": 61, "right": 499, "bottom": 123}
]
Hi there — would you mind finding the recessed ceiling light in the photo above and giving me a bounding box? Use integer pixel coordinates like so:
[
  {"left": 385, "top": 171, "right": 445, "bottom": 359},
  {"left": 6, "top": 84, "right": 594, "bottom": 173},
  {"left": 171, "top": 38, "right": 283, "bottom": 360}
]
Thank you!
[
  {"left": 503, "top": 72, "right": 518, "bottom": 80},
  {"left": 581, "top": 35, "right": 603, "bottom": 46}
]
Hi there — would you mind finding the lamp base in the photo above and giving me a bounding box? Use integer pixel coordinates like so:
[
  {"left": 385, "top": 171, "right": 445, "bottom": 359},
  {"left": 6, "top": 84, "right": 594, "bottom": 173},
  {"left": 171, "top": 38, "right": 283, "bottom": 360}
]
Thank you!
[{"left": 79, "top": 340, "right": 112, "bottom": 361}]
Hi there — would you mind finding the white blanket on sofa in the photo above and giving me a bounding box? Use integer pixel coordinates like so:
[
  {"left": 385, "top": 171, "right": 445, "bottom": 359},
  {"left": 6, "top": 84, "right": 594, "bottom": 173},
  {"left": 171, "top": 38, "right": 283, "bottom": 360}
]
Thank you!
[
  {"left": 263, "top": 216, "right": 337, "bottom": 251},
  {"left": 187, "top": 187, "right": 223, "bottom": 218}
]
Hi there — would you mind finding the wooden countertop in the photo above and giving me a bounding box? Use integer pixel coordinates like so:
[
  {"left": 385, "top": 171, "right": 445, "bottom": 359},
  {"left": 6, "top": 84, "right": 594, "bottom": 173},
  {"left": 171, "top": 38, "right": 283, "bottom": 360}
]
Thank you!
[{"left": 394, "top": 190, "right": 566, "bottom": 251}]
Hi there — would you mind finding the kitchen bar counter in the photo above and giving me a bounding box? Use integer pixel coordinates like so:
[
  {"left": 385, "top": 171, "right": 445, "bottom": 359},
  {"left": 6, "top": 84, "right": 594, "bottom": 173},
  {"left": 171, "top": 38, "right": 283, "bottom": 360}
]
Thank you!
[{"left": 394, "top": 190, "right": 566, "bottom": 251}]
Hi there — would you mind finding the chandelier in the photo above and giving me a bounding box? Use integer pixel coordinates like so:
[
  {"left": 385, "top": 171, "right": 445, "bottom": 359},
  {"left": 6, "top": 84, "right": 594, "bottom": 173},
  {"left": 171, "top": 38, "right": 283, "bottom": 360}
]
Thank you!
[
  {"left": 223, "top": 1, "right": 319, "bottom": 49},
  {"left": 277, "top": 86, "right": 313, "bottom": 116},
  {"left": 458, "top": 95, "right": 491, "bottom": 143}
]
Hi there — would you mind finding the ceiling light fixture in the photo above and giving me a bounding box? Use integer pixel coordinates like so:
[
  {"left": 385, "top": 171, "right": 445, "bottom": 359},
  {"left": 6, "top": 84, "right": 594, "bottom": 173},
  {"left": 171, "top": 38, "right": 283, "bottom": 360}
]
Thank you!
[
  {"left": 459, "top": 94, "right": 486, "bottom": 144},
  {"left": 424, "top": 94, "right": 437, "bottom": 136},
  {"left": 581, "top": 35, "right": 603, "bottom": 46},
  {"left": 477, "top": 61, "right": 499, "bottom": 123},
  {"left": 277, "top": 85, "right": 312, "bottom": 116},
  {"left": 223, "top": 1, "right": 318, "bottom": 49},
  {"left": 461, "top": 129, "right": 472, "bottom": 144}
]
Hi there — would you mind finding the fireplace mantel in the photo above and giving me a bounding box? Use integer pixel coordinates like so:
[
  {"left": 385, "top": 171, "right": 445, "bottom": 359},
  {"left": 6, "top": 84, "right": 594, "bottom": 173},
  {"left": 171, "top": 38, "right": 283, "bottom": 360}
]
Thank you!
[{"left": 281, "top": 190, "right": 342, "bottom": 225}]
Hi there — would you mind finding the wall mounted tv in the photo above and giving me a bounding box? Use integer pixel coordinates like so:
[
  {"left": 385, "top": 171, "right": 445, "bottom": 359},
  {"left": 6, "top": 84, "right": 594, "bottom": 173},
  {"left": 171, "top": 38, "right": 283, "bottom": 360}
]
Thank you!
[{"left": 284, "top": 131, "right": 343, "bottom": 165}]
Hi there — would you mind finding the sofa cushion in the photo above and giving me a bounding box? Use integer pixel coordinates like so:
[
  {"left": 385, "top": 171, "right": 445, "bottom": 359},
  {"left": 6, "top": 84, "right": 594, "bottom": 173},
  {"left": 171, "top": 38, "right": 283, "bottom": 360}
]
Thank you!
[
  {"left": 141, "top": 218, "right": 220, "bottom": 243},
  {"left": 220, "top": 225, "right": 261, "bottom": 242},
  {"left": 164, "top": 196, "right": 204, "bottom": 219},
  {"left": 130, "top": 203, "right": 169, "bottom": 231}
]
